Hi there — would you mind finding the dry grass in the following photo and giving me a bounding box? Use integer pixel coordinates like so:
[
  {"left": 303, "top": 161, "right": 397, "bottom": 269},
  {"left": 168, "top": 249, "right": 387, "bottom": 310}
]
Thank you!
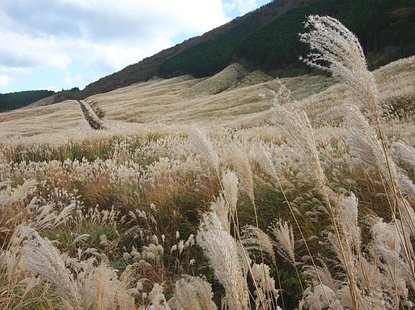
[{"left": 0, "top": 16, "right": 415, "bottom": 310}]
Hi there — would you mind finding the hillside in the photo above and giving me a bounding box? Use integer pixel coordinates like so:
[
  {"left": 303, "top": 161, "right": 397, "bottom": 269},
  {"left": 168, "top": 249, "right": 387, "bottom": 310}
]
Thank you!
[
  {"left": 2, "top": 0, "right": 413, "bottom": 110},
  {"left": 0, "top": 88, "right": 84, "bottom": 113},
  {"left": 1, "top": 9, "right": 415, "bottom": 308},
  {"left": 235, "top": 0, "right": 415, "bottom": 73},
  {"left": 82, "top": 0, "right": 301, "bottom": 96},
  {"left": 82, "top": 0, "right": 415, "bottom": 97},
  {"left": 0, "top": 90, "right": 55, "bottom": 113},
  {"left": 1, "top": 56, "right": 413, "bottom": 139},
  {"left": 1, "top": 17, "right": 415, "bottom": 305}
]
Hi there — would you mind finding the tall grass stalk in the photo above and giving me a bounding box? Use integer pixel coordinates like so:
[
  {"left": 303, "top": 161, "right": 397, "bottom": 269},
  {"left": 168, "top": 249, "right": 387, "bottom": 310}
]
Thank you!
[
  {"left": 301, "top": 14, "right": 415, "bottom": 308},
  {"left": 274, "top": 103, "right": 360, "bottom": 309},
  {"left": 190, "top": 129, "right": 278, "bottom": 309}
]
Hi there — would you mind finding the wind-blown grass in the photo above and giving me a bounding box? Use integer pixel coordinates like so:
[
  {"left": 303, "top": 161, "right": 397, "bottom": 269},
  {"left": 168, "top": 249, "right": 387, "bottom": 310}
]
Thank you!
[{"left": 0, "top": 15, "right": 414, "bottom": 310}]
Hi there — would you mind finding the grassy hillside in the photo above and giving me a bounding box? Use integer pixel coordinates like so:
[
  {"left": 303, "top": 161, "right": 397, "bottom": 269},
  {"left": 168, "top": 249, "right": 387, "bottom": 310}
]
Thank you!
[
  {"left": 0, "top": 51, "right": 414, "bottom": 308},
  {"left": 156, "top": 0, "right": 298, "bottom": 78},
  {"left": 81, "top": 0, "right": 300, "bottom": 96},
  {"left": 1, "top": 12, "right": 415, "bottom": 309},
  {"left": 0, "top": 88, "right": 86, "bottom": 113},
  {"left": 82, "top": 0, "right": 415, "bottom": 100},
  {"left": 0, "top": 90, "right": 55, "bottom": 113}
]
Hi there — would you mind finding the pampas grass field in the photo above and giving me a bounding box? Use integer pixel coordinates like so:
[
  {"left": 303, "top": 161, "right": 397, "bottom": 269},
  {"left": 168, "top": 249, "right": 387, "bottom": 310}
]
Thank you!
[{"left": 1, "top": 16, "right": 415, "bottom": 309}]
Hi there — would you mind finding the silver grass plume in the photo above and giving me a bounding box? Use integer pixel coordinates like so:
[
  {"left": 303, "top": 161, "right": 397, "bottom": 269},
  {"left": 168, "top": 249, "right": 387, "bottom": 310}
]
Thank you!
[
  {"left": 76, "top": 259, "right": 136, "bottom": 310},
  {"left": 0, "top": 179, "right": 37, "bottom": 206},
  {"left": 325, "top": 230, "right": 361, "bottom": 303},
  {"left": 271, "top": 80, "right": 294, "bottom": 107},
  {"left": 210, "top": 196, "right": 229, "bottom": 232},
  {"left": 358, "top": 254, "right": 413, "bottom": 309},
  {"left": 325, "top": 194, "right": 362, "bottom": 306},
  {"left": 1, "top": 224, "right": 31, "bottom": 281},
  {"left": 299, "top": 284, "right": 342, "bottom": 310},
  {"left": 53, "top": 202, "right": 77, "bottom": 228},
  {"left": 370, "top": 219, "right": 414, "bottom": 305},
  {"left": 169, "top": 275, "right": 216, "bottom": 310},
  {"left": 229, "top": 140, "right": 255, "bottom": 205},
  {"left": 275, "top": 102, "right": 361, "bottom": 308},
  {"left": 337, "top": 193, "right": 361, "bottom": 252},
  {"left": 273, "top": 104, "right": 326, "bottom": 191},
  {"left": 147, "top": 283, "right": 170, "bottom": 309},
  {"left": 300, "top": 15, "right": 415, "bottom": 238},
  {"left": 254, "top": 145, "right": 278, "bottom": 181},
  {"left": 346, "top": 105, "right": 389, "bottom": 170},
  {"left": 392, "top": 142, "right": 415, "bottom": 170},
  {"left": 34, "top": 202, "right": 77, "bottom": 229},
  {"left": 89, "top": 263, "right": 136, "bottom": 310},
  {"left": 73, "top": 234, "right": 90, "bottom": 244},
  {"left": 346, "top": 106, "right": 415, "bottom": 229},
  {"left": 197, "top": 211, "right": 249, "bottom": 310},
  {"left": 302, "top": 262, "right": 341, "bottom": 294},
  {"left": 299, "top": 15, "right": 379, "bottom": 113},
  {"left": 241, "top": 225, "right": 276, "bottom": 265},
  {"left": 189, "top": 126, "right": 220, "bottom": 176},
  {"left": 251, "top": 263, "right": 281, "bottom": 310},
  {"left": 222, "top": 169, "right": 239, "bottom": 228},
  {"left": 271, "top": 220, "right": 295, "bottom": 266},
  {"left": 273, "top": 101, "right": 346, "bottom": 302},
  {"left": 346, "top": 106, "right": 403, "bottom": 197},
  {"left": 396, "top": 170, "right": 415, "bottom": 204},
  {"left": 17, "top": 225, "right": 82, "bottom": 309},
  {"left": 372, "top": 218, "right": 415, "bottom": 269}
]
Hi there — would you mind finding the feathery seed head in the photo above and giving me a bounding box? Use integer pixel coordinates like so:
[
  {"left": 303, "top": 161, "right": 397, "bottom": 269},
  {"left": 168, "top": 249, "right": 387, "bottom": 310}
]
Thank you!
[
  {"left": 271, "top": 219, "right": 295, "bottom": 265},
  {"left": 189, "top": 126, "right": 220, "bottom": 176},
  {"left": 242, "top": 225, "right": 276, "bottom": 265},
  {"left": 300, "top": 15, "right": 379, "bottom": 113},
  {"left": 17, "top": 225, "right": 82, "bottom": 308},
  {"left": 197, "top": 211, "right": 249, "bottom": 310},
  {"left": 169, "top": 275, "right": 216, "bottom": 310},
  {"left": 222, "top": 169, "right": 239, "bottom": 219}
]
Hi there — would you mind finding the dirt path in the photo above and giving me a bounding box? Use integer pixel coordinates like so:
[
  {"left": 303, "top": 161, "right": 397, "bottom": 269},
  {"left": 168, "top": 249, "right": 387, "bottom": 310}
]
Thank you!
[{"left": 78, "top": 100, "right": 106, "bottom": 130}]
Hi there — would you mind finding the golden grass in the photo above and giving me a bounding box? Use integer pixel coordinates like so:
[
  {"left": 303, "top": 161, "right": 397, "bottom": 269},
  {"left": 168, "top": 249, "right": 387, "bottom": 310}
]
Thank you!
[
  {"left": 0, "top": 55, "right": 414, "bottom": 309},
  {"left": 0, "top": 57, "right": 413, "bottom": 145},
  {"left": 2, "top": 12, "right": 415, "bottom": 308}
]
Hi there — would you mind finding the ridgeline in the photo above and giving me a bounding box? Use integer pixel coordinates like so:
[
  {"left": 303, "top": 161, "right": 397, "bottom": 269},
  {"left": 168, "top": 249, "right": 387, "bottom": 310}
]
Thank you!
[{"left": 2, "top": 0, "right": 414, "bottom": 111}]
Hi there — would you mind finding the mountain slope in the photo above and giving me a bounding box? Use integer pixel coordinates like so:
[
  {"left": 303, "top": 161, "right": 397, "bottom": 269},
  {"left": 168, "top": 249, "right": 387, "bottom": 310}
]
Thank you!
[
  {"left": 80, "top": 0, "right": 415, "bottom": 97},
  {"left": 1, "top": 55, "right": 413, "bottom": 140},
  {"left": 83, "top": 0, "right": 300, "bottom": 96},
  {"left": 235, "top": 0, "right": 415, "bottom": 73},
  {"left": 0, "top": 90, "right": 55, "bottom": 113}
]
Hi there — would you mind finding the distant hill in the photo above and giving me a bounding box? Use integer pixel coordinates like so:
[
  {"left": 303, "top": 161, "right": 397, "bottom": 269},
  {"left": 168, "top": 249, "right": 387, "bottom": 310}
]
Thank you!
[
  {"left": 0, "top": 87, "right": 85, "bottom": 113},
  {"left": 0, "top": 90, "right": 55, "bottom": 113},
  {"left": 234, "top": 0, "right": 415, "bottom": 73},
  {"left": 4, "top": 0, "right": 414, "bottom": 109},
  {"left": 82, "top": 0, "right": 300, "bottom": 96},
  {"left": 82, "top": 0, "right": 415, "bottom": 98}
]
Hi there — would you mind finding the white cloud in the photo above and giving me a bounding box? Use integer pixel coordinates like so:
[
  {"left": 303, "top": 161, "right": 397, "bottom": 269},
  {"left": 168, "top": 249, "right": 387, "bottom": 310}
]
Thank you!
[
  {"left": 0, "top": 0, "right": 228, "bottom": 43},
  {"left": 0, "top": 74, "right": 13, "bottom": 89},
  {"left": 0, "top": 0, "right": 231, "bottom": 92},
  {"left": 0, "top": 65, "right": 30, "bottom": 89},
  {"left": 91, "top": 37, "right": 174, "bottom": 71},
  {"left": 0, "top": 31, "right": 70, "bottom": 70},
  {"left": 224, "top": 0, "right": 259, "bottom": 15},
  {"left": 64, "top": 72, "right": 84, "bottom": 88},
  {"left": 54, "top": 0, "right": 228, "bottom": 36}
]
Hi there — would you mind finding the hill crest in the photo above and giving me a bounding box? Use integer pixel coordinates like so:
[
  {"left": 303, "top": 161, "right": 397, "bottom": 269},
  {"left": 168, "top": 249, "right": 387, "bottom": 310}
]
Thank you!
[{"left": 83, "top": 0, "right": 300, "bottom": 96}]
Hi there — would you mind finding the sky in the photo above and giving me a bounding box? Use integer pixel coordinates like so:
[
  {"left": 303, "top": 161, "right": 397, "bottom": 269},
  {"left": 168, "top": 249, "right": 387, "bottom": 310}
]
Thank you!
[{"left": 0, "top": 0, "right": 271, "bottom": 93}]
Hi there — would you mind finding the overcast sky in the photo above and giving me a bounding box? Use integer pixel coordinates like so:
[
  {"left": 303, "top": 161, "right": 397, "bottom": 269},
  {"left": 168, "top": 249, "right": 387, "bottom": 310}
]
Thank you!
[{"left": 0, "top": 0, "right": 270, "bottom": 93}]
